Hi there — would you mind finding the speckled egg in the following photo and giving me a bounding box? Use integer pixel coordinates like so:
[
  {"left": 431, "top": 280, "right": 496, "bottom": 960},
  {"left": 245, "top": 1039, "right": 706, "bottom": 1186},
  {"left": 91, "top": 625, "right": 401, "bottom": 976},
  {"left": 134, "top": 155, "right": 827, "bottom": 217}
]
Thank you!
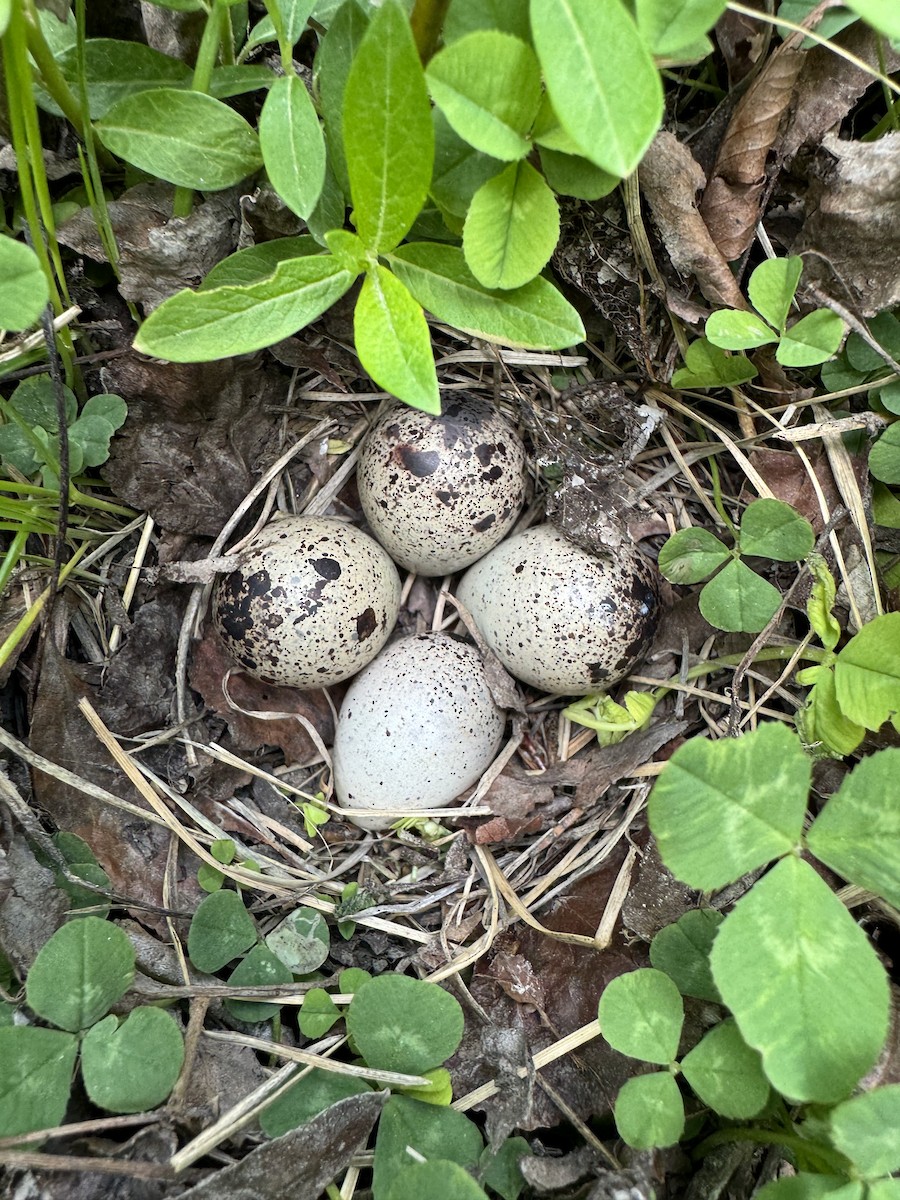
[
  {"left": 212, "top": 516, "right": 401, "bottom": 689},
  {"left": 333, "top": 632, "right": 506, "bottom": 830},
  {"left": 357, "top": 394, "right": 527, "bottom": 576},
  {"left": 456, "top": 524, "right": 660, "bottom": 694}
]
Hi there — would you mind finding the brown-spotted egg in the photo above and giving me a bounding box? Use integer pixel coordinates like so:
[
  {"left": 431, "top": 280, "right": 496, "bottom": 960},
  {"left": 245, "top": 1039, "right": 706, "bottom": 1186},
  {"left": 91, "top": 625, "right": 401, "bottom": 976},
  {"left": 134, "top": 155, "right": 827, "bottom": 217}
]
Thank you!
[
  {"left": 212, "top": 516, "right": 400, "bottom": 689},
  {"left": 456, "top": 524, "right": 660, "bottom": 694},
  {"left": 357, "top": 394, "right": 526, "bottom": 576},
  {"left": 333, "top": 632, "right": 505, "bottom": 830}
]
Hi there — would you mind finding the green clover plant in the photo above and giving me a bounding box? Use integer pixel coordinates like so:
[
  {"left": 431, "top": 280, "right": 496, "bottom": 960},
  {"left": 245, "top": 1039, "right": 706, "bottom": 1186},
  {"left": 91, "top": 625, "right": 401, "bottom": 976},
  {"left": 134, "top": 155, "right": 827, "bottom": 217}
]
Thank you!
[
  {"left": 0, "top": 916, "right": 185, "bottom": 1136},
  {"left": 658, "top": 497, "right": 815, "bottom": 632},
  {"left": 598, "top": 722, "right": 899, "bottom": 1178},
  {"left": 673, "top": 258, "right": 845, "bottom": 389}
]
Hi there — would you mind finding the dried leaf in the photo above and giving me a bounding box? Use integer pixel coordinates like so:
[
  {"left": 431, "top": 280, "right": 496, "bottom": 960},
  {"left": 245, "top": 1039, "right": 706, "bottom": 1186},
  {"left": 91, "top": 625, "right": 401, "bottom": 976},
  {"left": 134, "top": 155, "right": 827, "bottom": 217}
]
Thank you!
[
  {"left": 794, "top": 132, "right": 900, "bottom": 316},
  {"left": 190, "top": 631, "right": 335, "bottom": 762},
  {"left": 59, "top": 182, "right": 241, "bottom": 310},
  {"left": 179, "top": 1091, "right": 387, "bottom": 1200},
  {"left": 639, "top": 132, "right": 745, "bottom": 309},
  {"left": 700, "top": 47, "right": 804, "bottom": 260}
]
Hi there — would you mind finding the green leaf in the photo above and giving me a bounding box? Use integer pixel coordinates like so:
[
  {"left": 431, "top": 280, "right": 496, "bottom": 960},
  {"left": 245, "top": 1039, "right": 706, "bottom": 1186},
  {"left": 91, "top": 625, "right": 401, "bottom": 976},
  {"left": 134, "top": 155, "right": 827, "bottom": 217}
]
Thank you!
[
  {"left": 80, "top": 392, "right": 128, "bottom": 432},
  {"left": 649, "top": 909, "right": 723, "bottom": 1002},
  {"left": 657, "top": 526, "right": 730, "bottom": 583},
  {"left": 56, "top": 40, "right": 191, "bottom": 119},
  {"left": 845, "top": 0, "right": 900, "bottom": 37},
  {"left": 199, "top": 236, "right": 322, "bottom": 289},
  {"left": 833, "top": 612, "right": 900, "bottom": 732},
  {"left": 0, "top": 0, "right": 9, "bottom": 37},
  {"left": 389, "top": 242, "right": 584, "bottom": 350},
  {"left": 706, "top": 309, "right": 777, "bottom": 350},
  {"left": 224, "top": 943, "right": 294, "bottom": 1023},
  {"left": 699, "top": 557, "right": 783, "bottom": 632},
  {"left": 747, "top": 256, "right": 803, "bottom": 332},
  {"left": 531, "top": 0, "right": 663, "bottom": 177},
  {"left": 635, "top": 0, "right": 727, "bottom": 55},
  {"left": 80, "top": 1007, "right": 184, "bottom": 1113},
  {"left": 869, "top": 423, "right": 900, "bottom": 485},
  {"left": 354, "top": 265, "right": 440, "bottom": 413},
  {"left": 681, "top": 1018, "right": 770, "bottom": 1118},
  {"left": 874, "top": 481, "right": 900, "bottom": 526},
  {"left": 209, "top": 65, "right": 276, "bottom": 100},
  {"left": 0, "top": 236, "right": 49, "bottom": 330},
  {"left": 134, "top": 256, "right": 355, "bottom": 361},
  {"left": 96, "top": 89, "right": 262, "bottom": 190},
  {"left": 258, "top": 74, "right": 325, "bottom": 220},
  {"left": 343, "top": 0, "right": 433, "bottom": 252},
  {"left": 614, "top": 1072, "right": 684, "bottom": 1150},
  {"left": 876, "top": 380, "right": 900, "bottom": 415},
  {"left": 265, "top": 906, "right": 330, "bottom": 974},
  {"left": 69, "top": 415, "right": 119, "bottom": 469},
  {"left": 373, "top": 1096, "right": 483, "bottom": 1200},
  {"left": 245, "top": 0, "right": 316, "bottom": 48},
  {"left": 25, "top": 917, "right": 135, "bottom": 1032},
  {"left": 394, "top": 1066, "right": 453, "bottom": 1107},
  {"left": 757, "top": 1177, "right": 859, "bottom": 1200},
  {"left": 0, "top": 1027, "right": 78, "bottom": 1138},
  {"left": 315, "top": 0, "right": 370, "bottom": 197},
  {"left": 538, "top": 147, "right": 619, "bottom": 201},
  {"left": 806, "top": 555, "right": 841, "bottom": 652},
  {"left": 298, "top": 986, "right": 342, "bottom": 1038},
  {"left": 710, "top": 856, "right": 890, "bottom": 1103},
  {"left": 430, "top": 110, "right": 504, "bottom": 219},
  {"left": 425, "top": 31, "right": 541, "bottom": 162},
  {"left": 777, "top": 309, "right": 845, "bottom": 367},
  {"left": 480, "top": 1138, "right": 531, "bottom": 1200},
  {"left": 187, "top": 890, "right": 257, "bottom": 973},
  {"left": 384, "top": 1160, "right": 489, "bottom": 1200},
  {"left": 598, "top": 968, "right": 683, "bottom": 1065},
  {"left": 845, "top": 312, "right": 900, "bottom": 373},
  {"left": 260, "top": 1067, "right": 372, "bottom": 1137},
  {"left": 443, "top": 0, "right": 531, "bottom": 43},
  {"left": 324, "top": 229, "right": 367, "bottom": 272},
  {"left": 347, "top": 975, "right": 464, "bottom": 1076},
  {"left": 648, "top": 722, "right": 809, "bottom": 891},
  {"left": 739, "top": 498, "right": 815, "bottom": 561},
  {"left": 807, "top": 749, "right": 900, "bottom": 909},
  {"left": 829, "top": 1085, "right": 900, "bottom": 1177},
  {"left": 463, "top": 161, "right": 559, "bottom": 290},
  {"left": 672, "top": 338, "right": 758, "bottom": 388},
  {"left": 797, "top": 669, "right": 866, "bottom": 759}
]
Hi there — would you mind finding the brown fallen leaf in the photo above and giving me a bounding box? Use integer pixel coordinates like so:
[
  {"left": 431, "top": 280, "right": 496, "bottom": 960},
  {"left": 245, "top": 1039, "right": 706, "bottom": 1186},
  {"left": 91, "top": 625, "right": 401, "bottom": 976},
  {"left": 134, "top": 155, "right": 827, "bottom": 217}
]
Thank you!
[
  {"left": 793, "top": 132, "right": 900, "bottom": 316},
  {"left": 700, "top": 45, "right": 805, "bottom": 261},
  {"left": 639, "top": 132, "right": 746, "bottom": 310},
  {"left": 59, "top": 181, "right": 240, "bottom": 310},
  {"left": 190, "top": 630, "right": 336, "bottom": 763},
  {"left": 178, "top": 1092, "right": 387, "bottom": 1200},
  {"left": 101, "top": 354, "right": 289, "bottom": 537}
]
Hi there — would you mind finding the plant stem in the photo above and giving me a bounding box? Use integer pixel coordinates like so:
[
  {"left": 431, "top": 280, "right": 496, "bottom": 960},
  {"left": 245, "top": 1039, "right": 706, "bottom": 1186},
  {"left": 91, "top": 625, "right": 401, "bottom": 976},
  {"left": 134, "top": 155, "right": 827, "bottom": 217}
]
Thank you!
[
  {"left": 693, "top": 1125, "right": 849, "bottom": 1176},
  {"left": 409, "top": 0, "right": 450, "bottom": 62},
  {"left": 22, "top": 0, "right": 87, "bottom": 138},
  {"left": 173, "top": 0, "right": 228, "bottom": 218},
  {"left": 0, "top": 541, "right": 88, "bottom": 672},
  {"left": 649, "top": 643, "right": 828, "bottom": 706}
]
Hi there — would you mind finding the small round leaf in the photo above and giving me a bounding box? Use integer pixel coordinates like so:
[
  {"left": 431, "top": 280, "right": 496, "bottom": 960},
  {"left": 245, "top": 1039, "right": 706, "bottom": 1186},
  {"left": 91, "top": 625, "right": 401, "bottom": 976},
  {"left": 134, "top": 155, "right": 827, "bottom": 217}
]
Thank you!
[
  {"left": 384, "top": 1159, "right": 489, "bottom": 1200},
  {"left": 0, "top": 1026, "right": 78, "bottom": 1137},
  {"left": 81, "top": 1007, "right": 184, "bottom": 1113},
  {"left": 346, "top": 974, "right": 463, "bottom": 1076},
  {"left": 657, "top": 527, "right": 730, "bottom": 583},
  {"left": 739, "top": 498, "right": 814, "bottom": 561},
  {"left": 614, "top": 1072, "right": 684, "bottom": 1150},
  {"left": 26, "top": 917, "right": 134, "bottom": 1032},
  {"left": 681, "top": 1017, "right": 770, "bottom": 1118},
  {"left": 187, "top": 890, "right": 257, "bottom": 973},
  {"left": 650, "top": 910, "right": 723, "bottom": 1002},
  {"left": 599, "top": 969, "right": 683, "bottom": 1065},
  {"left": 699, "top": 558, "right": 783, "bottom": 632},
  {"left": 224, "top": 943, "right": 293, "bottom": 1023}
]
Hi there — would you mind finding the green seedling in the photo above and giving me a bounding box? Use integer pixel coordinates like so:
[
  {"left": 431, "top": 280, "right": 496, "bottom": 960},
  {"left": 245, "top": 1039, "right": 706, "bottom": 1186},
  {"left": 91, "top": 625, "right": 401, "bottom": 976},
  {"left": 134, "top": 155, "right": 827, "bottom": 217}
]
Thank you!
[
  {"left": 0, "top": 373, "right": 126, "bottom": 489},
  {"left": 658, "top": 497, "right": 815, "bottom": 632},
  {"left": 0, "top": 917, "right": 184, "bottom": 1136},
  {"left": 11, "top": 0, "right": 746, "bottom": 412},
  {"left": 797, "top": 562, "right": 900, "bottom": 756},
  {"left": 598, "top": 722, "right": 899, "bottom": 1169},
  {"left": 196, "top": 836, "right": 237, "bottom": 893},
  {"left": 563, "top": 689, "right": 656, "bottom": 746},
  {"left": 673, "top": 258, "right": 845, "bottom": 389},
  {"left": 299, "top": 791, "right": 330, "bottom": 839}
]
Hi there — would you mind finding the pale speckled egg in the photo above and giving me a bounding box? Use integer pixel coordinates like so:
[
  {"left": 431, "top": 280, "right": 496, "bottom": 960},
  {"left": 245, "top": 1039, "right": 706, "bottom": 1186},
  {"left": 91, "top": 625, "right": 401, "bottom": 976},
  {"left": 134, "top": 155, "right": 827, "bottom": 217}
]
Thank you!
[
  {"left": 212, "top": 516, "right": 401, "bottom": 689},
  {"left": 456, "top": 524, "right": 660, "bottom": 694},
  {"left": 357, "top": 394, "right": 527, "bottom": 576},
  {"left": 333, "top": 632, "right": 506, "bottom": 830}
]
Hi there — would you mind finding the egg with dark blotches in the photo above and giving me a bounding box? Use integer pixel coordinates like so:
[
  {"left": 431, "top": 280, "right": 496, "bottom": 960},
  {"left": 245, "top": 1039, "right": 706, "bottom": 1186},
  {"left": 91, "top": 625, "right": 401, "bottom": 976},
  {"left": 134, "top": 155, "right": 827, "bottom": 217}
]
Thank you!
[
  {"left": 212, "top": 516, "right": 400, "bottom": 689},
  {"left": 333, "top": 632, "right": 506, "bottom": 830},
  {"left": 357, "top": 394, "right": 527, "bottom": 576},
  {"left": 456, "top": 524, "right": 660, "bottom": 694}
]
